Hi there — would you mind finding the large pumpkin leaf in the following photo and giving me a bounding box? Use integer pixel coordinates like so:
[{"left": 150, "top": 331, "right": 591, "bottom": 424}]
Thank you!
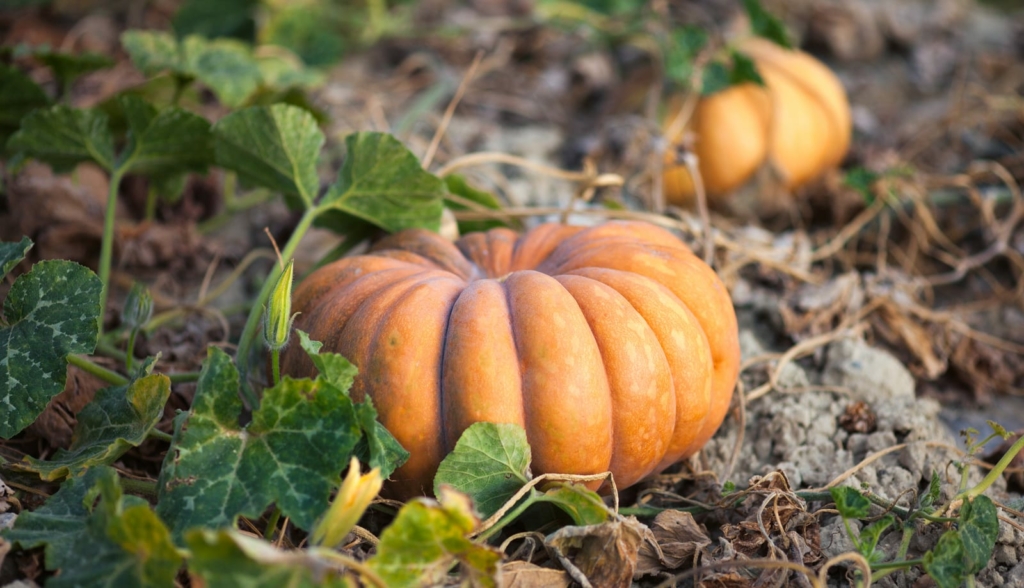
[
  {"left": 213, "top": 104, "right": 323, "bottom": 210},
  {"left": 535, "top": 484, "right": 611, "bottom": 526},
  {"left": 118, "top": 95, "right": 213, "bottom": 178},
  {"left": 181, "top": 35, "right": 263, "bottom": 108},
  {"left": 156, "top": 347, "right": 362, "bottom": 539},
  {"left": 318, "top": 131, "right": 446, "bottom": 233},
  {"left": 0, "top": 254, "right": 102, "bottom": 439},
  {"left": 6, "top": 105, "right": 115, "bottom": 172},
  {"left": 434, "top": 422, "right": 532, "bottom": 518},
  {"left": 923, "top": 530, "right": 966, "bottom": 588},
  {"left": 186, "top": 529, "right": 352, "bottom": 587},
  {"left": 368, "top": 488, "right": 501, "bottom": 588},
  {"left": 23, "top": 374, "right": 171, "bottom": 480},
  {"left": 297, "top": 330, "right": 409, "bottom": 479},
  {"left": 2, "top": 467, "right": 182, "bottom": 587}
]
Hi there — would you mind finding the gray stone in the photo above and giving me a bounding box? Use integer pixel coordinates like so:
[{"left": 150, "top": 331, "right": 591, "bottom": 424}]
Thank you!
[
  {"left": 820, "top": 516, "right": 859, "bottom": 560},
  {"left": 822, "top": 337, "right": 916, "bottom": 403},
  {"left": 1006, "top": 561, "right": 1024, "bottom": 586},
  {"left": 995, "top": 544, "right": 1019, "bottom": 566}
]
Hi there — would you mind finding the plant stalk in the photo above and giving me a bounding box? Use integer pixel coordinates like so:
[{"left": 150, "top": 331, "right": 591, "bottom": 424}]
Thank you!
[
  {"left": 67, "top": 354, "right": 129, "bottom": 386},
  {"left": 961, "top": 432, "right": 1024, "bottom": 500},
  {"left": 235, "top": 207, "right": 318, "bottom": 405},
  {"left": 97, "top": 168, "right": 126, "bottom": 333},
  {"left": 125, "top": 328, "right": 138, "bottom": 373}
]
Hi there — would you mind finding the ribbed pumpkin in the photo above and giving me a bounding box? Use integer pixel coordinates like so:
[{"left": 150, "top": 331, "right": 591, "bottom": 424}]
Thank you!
[
  {"left": 281, "top": 221, "right": 740, "bottom": 497},
  {"left": 663, "top": 37, "right": 852, "bottom": 205}
]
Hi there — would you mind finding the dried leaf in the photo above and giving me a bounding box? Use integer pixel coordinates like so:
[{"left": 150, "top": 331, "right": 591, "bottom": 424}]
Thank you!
[
  {"left": 545, "top": 517, "right": 648, "bottom": 588},
  {"left": 636, "top": 510, "right": 711, "bottom": 576},
  {"left": 501, "top": 561, "right": 571, "bottom": 588}
]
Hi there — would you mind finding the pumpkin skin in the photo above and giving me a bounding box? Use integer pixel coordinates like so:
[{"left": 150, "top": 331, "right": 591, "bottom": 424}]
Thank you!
[
  {"left": 281, "top": 221, "right": 740, "bottom": 497},
  {"left": 663, "top": 38, "right": 852, "bottom": 205}
]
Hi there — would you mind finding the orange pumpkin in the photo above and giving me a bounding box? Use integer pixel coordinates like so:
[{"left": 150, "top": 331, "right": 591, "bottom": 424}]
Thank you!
[
  {"left": 663, "top": 37, "right": 852, "bottom": 205},
  {"left": 281, "top": 221, "right": 740, "bottom": 497}
]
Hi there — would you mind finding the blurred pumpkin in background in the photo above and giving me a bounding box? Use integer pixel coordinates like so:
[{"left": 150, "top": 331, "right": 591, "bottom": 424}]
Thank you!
[{"left": 663, "top": 37, "right": 852, "bottom": 205}]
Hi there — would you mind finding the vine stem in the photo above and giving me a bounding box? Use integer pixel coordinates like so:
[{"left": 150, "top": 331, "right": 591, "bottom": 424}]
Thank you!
[
  {"left": 271, "top": 349, "right": 281, "bottom": 386},
  {"left": 66, "top": 354, "right": 128, "bottom": 386},
  {"left": 264, "top": 506, "right": 282, "bottom": 540},
  {"left": 147, "top": 429, "right": 173, "bottom": 443},
  {"left": 234, "top": 207, "right": 318, "bottom": 405},
  {"left": 98, "top": 168, "right": 126, "bottom": 333},
  {"left": 960, "top": 433, "right": 1024, "bottom": 500},
  {"left": 120, "top": 476, "right": 158, "bottom": 498},
  {"left": 125, "top": 328, "right": 138, "bottom": 373}
]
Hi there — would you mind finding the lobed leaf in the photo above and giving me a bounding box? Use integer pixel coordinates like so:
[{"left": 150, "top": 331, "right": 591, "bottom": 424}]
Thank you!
[
  {"left": 182, "top": 36, "right": 263, "bottom": 108},
  {"left": 829, "top": 485, "right": 871, "bottom": 519},
  {"left": 6, "top": 105, "right": 115, "bottom": 172},
  {"left": 186, "top": 529, "right": 352, "bottom": 587},
  {"left": 23, "top": 374, "right": 171, "bottom": 480},
  {"left": 320, "top": 131, "right": 445, "bottom": 233},
  {"left": 369, "top": 488, "right": 501, "bottom": 588},
  {"left": 434, "top": 422, "right": 532, "bottom": 518},
  {"left": 118, "top": 95, "right": 214, "bottom": 177},
  {"left": 443, "top": 174, "right": 513, "bottom": 233},
  {"left": 742, "top": 0, "right": 792, "bottom": 48},
  {"left": 535, "top": 484, "right": 612, "bottom": 526},
  {"left": 156, "top": 347, "right": 362, "bottom": 539},
  {"left": 0, "top": 258, "right": 102, "bottom": 439},
  {"left": 2, "top": 467, "right": 181, "bottom": 587},
  {"left": 213, "top": 104, "right": 323, "bottom": 210},
  {"left": 122, "top": 31, "right": 181, "bottom": 78}
]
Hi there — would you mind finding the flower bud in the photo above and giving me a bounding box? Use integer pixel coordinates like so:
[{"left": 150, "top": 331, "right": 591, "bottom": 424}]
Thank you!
[
  {"left": 263, "top": 260, "right": 296, "bottom": 351},
  {"left": 121, "top": 282, "right": 153, "bottom": 329},
  {"left": 312, "top": 457, "right": 382, "bottom": 548}
]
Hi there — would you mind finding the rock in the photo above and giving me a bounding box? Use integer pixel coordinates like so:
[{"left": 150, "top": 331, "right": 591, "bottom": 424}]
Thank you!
[
  {"left": 820, "top": 516, "right": 858, "bottom": 560},
  {"left": 823, "top": 337, "right": 916, "bottom": 403}
]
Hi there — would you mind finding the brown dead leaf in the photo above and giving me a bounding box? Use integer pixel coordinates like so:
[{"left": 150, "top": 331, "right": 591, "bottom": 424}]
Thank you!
[
  {"left": 780, "top": 272, "right": 864, "bottom": 341},
  {"left": 636, "top": 510, "right": 711, "bottom": 576},
  {"left": 873, "top": 302, "right": 947, "bottom": 380},
  {"left": 501, "top": 561, "right": 571, "bottom": 588},
  {"left": 545, "top": 517, "right": 649, "bottom": 588},
  {"left": 950, "top": 334, "right": 1023, "bottom": 398},
  {"left": 26, "top": 363, "right": 111, "bottom": 449}
]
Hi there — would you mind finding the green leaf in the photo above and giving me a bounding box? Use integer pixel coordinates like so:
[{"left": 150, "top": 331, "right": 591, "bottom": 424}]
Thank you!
[
  {"left": 2, "top": 466, "right": 182, "bottom": 587},
  {"left": 118, "top": 95, "right": 213, "bottom": 177},
  {"left": 856, "top": 514, "right": 894, "bottom": 563},
  {"left": 297, "top": 330, "right": 408, "bottom": 478},
  {"left": 443, "top": 174, "right": 512, "bottom": 233},
  {"left": 182, "top": 35, "right": 262, "bottom": 108},
  {"left": 256, "top": 53, "right": 325, "bottom": 92},
  {"left": 959, "top": 495, "right": 998, "bottom": 575},
  {"left": 122, "top": 31, "right": 182, "bottom": 78},
  {"left": 156, "top": 347, "right": 362, "bottom": 539},
  {"left": 0, "top": 236, "right": 32, "bottom": 277},
  {"left": 700, "top": 61, "right": 731, "bottom": 96},
  {"left": 353, "top": 398, "right": 409, "bottom": 480},
  {"left": 843, "top": 167, "right": 878, "bottom": 203},
  {"left": 213, "top": 104, "right": 323, "bottom": 210},
  {"left": 0, "top": 65, "right": 51, "bottom": 146},
  {"left": 173, "top": 0, "right": 258, "bottom": 41},
  {"left": 729, "top": 50, "right": 764, "bottom": 86},
  {"left": 534, "top": 483, "right": 611, "bottom": 526},
  {"left": 830, "top": 486, "right": 871, "bottom": 519},
  {"left": 923, "top": 531, "right": 966, "bottom": 588},
  {"left": 434, "top": 422, "right": 532, "bottom": 518},
  {"left": 0, "top": 259, "right": 102, "bottom": 439},
  {"left": 2, "top": 467, "right": 107, "bottom": 569},
  {"left": 296, "top": 329, "right": 356, "bottom": 390},
  {"left": 261, "top": 5, "right": 345, "bottom": 67},
  {"left": 320, "top": 132, "right": 445, "bottom": 233},
  {"left": 369, "top": 488, "right": 501, "bottom": 588},
  {"left": 663, "top": 25, "right": 708, "bottom": 85},
  {"left": 186, "top": 529, "right": 352, "bottom": 587},
  {"left": 6, "top": 105, "right": 115, "bottom": 172},
  {"left": 742, "top": 0, "right": 792, "bottom": 48},
  {"left": 23, "top": 374, "right": 171, "bottom": 480},
  {"left": 37, "top": 50, "right": 114, "bottom": 92}
]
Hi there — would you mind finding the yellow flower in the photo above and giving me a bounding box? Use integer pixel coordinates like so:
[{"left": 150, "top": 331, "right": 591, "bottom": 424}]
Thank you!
[{"left": 312, "top": 457, "right": 382, "bottom": 549}]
